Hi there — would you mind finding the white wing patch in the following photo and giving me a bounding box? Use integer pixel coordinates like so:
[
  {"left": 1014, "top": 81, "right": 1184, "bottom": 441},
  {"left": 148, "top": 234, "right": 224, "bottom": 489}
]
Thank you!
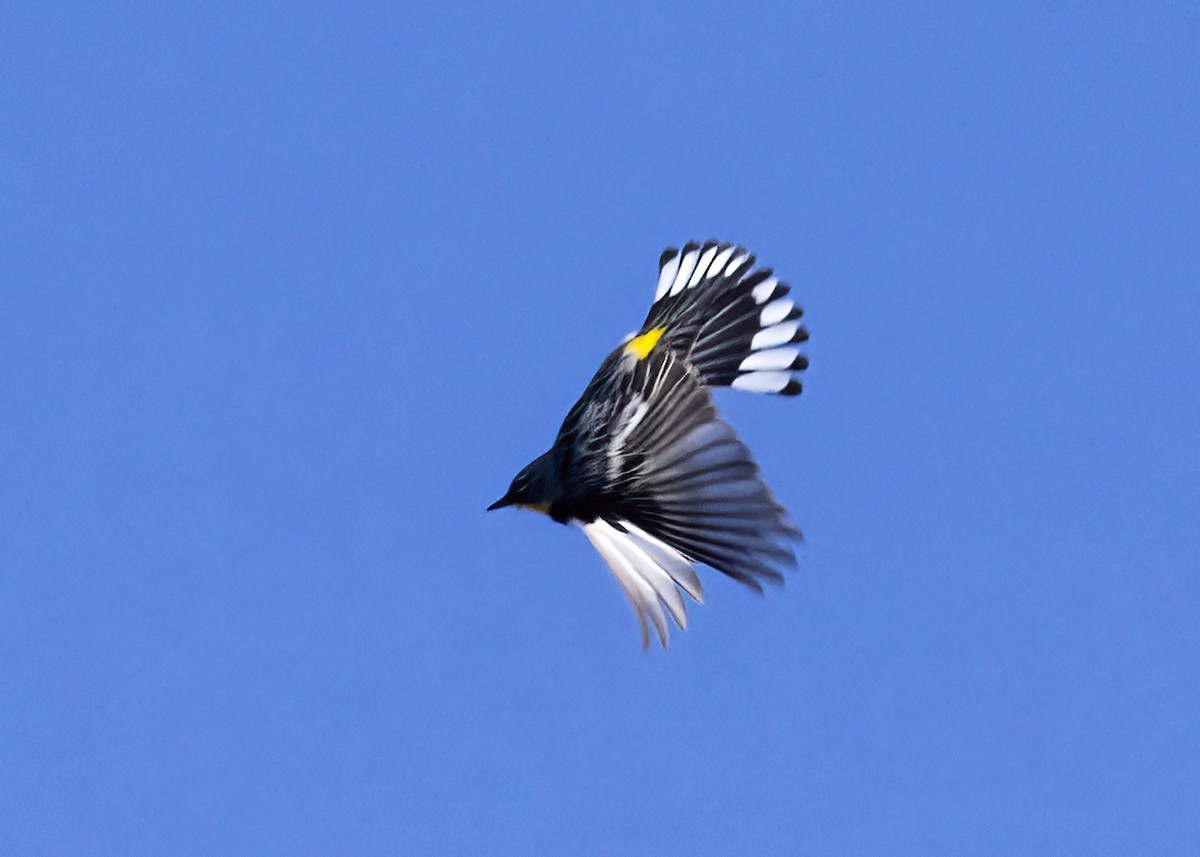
[
  {"left": 751, "top": 278, "right": 780, "bottom": 304},
  {"left": 731, "top": 371, "right": 794, "bottom": 394},
  {"left": 579, "top": 518, "right": 704, "bottom": 649},
  {"left": 607, "top": 396, "right": 648, "bottom": 479},
  {"left": 709, "top": 246, "right": 736, "bottom": 277},
  {"left": 687, "top": 244, "right": 719, "bottom": 289},
  {"left": 751, "top": 321, "right": 801, "bottom": 350},
  {"left": 739, "top": 346, "right": 802, "bottom": 372},
  {"left": 655, "top": 251, "right": 681, "bottom": 301},
  {"left": 760, "top": 297, "right": 795, "bottom": 326},
  {"left": 670, "top": 247, "right": 700, "bottom": 297}
]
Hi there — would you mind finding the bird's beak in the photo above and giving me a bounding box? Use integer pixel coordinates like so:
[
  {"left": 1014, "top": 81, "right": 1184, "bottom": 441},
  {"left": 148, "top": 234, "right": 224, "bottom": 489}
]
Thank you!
[{"left": 487, "top": 493, "right": 515, "bottom": 511}]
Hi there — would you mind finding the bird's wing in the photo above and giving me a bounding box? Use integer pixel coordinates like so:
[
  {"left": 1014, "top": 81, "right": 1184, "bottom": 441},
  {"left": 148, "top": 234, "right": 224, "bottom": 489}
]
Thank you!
[
  {"left": 579, "top": 346, "right": 799, "bottom": 647},
  {"left": 611, "top": 346, "right": 800, "bottom": 586},
  {"left": 639, "top": 241, "right": 808, "bottom": 396}
]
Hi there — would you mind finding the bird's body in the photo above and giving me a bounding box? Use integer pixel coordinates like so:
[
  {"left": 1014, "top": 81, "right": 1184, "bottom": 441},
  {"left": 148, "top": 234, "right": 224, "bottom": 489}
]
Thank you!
[{"left": 490, "top": 241, "right": 808, "bottom": 647}]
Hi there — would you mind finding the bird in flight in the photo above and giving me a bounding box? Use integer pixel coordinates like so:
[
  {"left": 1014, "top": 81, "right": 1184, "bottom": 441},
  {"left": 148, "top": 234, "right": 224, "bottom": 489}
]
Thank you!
[{"left": 489, "top": 241, "right": 808, "bottom": 647}]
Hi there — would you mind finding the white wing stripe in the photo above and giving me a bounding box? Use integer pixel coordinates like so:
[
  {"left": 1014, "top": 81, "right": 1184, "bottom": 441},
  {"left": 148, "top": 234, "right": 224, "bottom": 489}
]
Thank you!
[
  {"left": 731, "top": 371, "right": 792, "bottom": 394},
  {"left": 655, "top": 252, "right": 681, "bottom": 301},
  {"left": 751, "top": 321, "right": 799, "bottom": 350},
  {"left": 739, "top": 346, "right": 801, "bottom": 371},
  {"left": 671, "top": 248, "right": 700, "bottom": 297},
  {"left": 760, "top": 297, "right": 794, "bottom": 326},
  {"left": 687, "top": 245, "right": 719, "bottom": 289},
  {"left": 709, "top": 246, "right": 736, "bottom": 278},
  {"left": 607, "top": 397, "right": 649, "bottom": 478},
  {"left": 751, "top": 279, "right": 780, "bottom": 304}
]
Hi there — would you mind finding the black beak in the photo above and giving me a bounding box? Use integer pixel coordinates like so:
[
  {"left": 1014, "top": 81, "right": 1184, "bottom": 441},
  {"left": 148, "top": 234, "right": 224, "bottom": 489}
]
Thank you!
[{"left": 487, "top": 493, "right": 515, "bottom": 511}]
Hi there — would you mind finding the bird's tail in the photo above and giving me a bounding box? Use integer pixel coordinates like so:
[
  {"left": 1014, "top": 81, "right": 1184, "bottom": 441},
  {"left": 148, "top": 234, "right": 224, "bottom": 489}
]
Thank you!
[{"left": 638, "top": 241, "right": 808, "bottom": 396}]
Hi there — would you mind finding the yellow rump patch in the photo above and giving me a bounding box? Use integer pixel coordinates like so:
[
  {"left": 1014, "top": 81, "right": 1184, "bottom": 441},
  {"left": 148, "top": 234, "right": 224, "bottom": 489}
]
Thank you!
[{"left": 625, "top": 326, "right": 665, "bottom": 360}]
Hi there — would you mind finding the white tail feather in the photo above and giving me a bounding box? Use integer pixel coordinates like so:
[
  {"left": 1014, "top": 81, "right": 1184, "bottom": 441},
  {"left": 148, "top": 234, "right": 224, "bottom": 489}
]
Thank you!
[{"left": 579, "top": 518, "right": 704, "bottom": 648}]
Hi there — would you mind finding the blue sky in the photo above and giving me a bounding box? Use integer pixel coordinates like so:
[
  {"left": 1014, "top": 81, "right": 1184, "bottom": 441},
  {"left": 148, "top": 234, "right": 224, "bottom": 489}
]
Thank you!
[{"left": 2, "top": 2, "right": 1197, "bottom": 854}]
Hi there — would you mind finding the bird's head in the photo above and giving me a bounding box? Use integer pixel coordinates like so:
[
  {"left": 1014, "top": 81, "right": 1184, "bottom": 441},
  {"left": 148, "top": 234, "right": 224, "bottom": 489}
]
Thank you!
[{"left": 488, "top": 451, "right": 555, "bottom": 513}]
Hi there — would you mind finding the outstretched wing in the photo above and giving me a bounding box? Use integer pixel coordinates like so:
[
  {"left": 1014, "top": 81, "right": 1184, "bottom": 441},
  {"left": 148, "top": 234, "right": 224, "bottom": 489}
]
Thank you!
[
  {"left": 641, "top": 241, "right": 809, "bottom": 396},
  {"left": 579, "top": 345, "right": 799, "bottom": 647}
]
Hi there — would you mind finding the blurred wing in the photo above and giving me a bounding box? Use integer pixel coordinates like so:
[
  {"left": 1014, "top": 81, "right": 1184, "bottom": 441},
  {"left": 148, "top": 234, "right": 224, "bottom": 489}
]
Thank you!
[{"left": 602, "top": 347, "right": 799, "bottom": 600}]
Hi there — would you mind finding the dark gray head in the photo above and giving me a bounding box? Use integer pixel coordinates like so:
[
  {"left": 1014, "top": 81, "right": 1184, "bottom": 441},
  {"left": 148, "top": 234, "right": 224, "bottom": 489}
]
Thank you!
[{"left": 487, "top": 451, "right": 556, "bottom": 512}]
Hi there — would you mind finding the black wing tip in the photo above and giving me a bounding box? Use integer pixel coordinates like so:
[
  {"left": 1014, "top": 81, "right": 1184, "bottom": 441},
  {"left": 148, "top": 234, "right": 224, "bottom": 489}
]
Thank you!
[
  {"left": 752, "top": 567, "right": 787, "bottom": 590},
  {"left": 780, "top": 378, "right": 804, "bottom": 396}
]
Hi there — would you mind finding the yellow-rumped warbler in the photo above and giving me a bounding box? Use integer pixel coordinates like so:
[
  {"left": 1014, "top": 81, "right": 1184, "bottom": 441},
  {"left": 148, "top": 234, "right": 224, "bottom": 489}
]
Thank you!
[{"left": 489, "top": 241, "right": 808, "bottom": 647}]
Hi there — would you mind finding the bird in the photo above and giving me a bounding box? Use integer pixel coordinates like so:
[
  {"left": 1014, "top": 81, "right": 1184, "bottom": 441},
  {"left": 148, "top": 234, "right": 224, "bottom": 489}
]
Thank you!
[{"left": 488, "top": 240, "right": 808, "bottom": 648}]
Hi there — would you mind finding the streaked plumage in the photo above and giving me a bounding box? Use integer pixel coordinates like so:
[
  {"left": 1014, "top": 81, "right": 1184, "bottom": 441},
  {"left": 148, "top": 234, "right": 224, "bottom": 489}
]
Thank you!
[{"left": 489, "top": 241, "right": 808, "bottom": 647}]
